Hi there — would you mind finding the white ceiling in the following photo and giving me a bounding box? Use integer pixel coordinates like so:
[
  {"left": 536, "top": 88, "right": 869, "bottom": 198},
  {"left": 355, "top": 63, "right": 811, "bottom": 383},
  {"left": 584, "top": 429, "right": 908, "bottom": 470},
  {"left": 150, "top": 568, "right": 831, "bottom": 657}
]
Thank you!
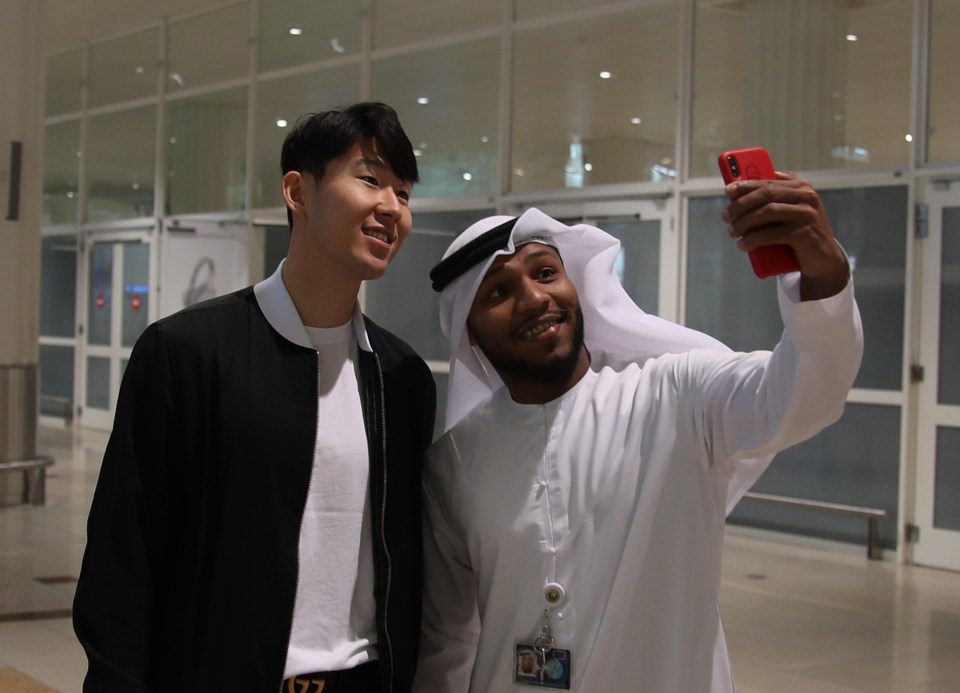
[{"left": 43, "top": 0, "right": 228, "bottom": 54}]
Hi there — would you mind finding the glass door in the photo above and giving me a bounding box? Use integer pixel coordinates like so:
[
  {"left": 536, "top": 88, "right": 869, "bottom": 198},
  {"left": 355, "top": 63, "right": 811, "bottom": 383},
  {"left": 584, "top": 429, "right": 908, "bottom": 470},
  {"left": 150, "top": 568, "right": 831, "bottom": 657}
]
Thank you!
[
  {"left": 79, "top": 230, "right": 153, "bottom": 430},
  {"left": 914, "top": 180, "right": 960, "bottom": 571}
]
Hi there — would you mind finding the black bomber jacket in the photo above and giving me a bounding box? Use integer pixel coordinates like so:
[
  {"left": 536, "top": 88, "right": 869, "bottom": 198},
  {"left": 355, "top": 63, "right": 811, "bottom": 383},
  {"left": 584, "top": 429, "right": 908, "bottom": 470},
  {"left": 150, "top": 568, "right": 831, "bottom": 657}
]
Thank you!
[{"left": 73, "top": 270, "right": 436, "bottom": 692}]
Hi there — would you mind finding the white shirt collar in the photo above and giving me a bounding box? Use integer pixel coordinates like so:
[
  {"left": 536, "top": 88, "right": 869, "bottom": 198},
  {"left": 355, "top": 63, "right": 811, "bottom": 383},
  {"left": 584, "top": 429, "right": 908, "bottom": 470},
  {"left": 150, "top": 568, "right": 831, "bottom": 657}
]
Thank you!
[{"left": 253, "top": 259, "right": 372, "bottom": 353}]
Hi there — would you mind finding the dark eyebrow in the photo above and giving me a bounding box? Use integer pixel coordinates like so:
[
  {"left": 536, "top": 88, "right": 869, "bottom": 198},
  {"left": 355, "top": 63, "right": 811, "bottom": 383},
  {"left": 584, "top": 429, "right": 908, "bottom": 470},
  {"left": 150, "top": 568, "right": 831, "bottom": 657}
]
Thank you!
[{"left": 480, "top": 247, "right": 561, "bottom": 282}]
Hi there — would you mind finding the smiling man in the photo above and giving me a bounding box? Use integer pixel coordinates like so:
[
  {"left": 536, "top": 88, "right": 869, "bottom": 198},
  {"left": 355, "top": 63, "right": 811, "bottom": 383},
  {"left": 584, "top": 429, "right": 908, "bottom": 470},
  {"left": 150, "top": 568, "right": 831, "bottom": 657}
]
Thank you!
[
  {"left": 414, "top": 176, "right": 862, "bottom": 693},
  {"left": 73, "top": 103, "right": 436, "bottom": 692}
]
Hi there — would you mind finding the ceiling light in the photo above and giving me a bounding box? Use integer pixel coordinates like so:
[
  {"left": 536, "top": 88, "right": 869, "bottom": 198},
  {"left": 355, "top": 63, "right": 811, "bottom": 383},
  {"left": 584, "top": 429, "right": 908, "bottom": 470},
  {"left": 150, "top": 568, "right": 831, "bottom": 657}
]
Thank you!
[
  {"left": 413, "top": 149, "right": 423, "bottom": 157},
  {"left": 481, "top": 136, "right": 490, "bottom": 144},
  {"left": 330, "top": 37, "right": 345, "bottom": 53},
  {"left": 289, "top": 27, "right": 303, "bottom": 36},
  {"left": 584, "top": 163, "right": 593, "bottom": 172},
  {"left": 462, "top": 172, "right": 473, "bottom": 181},
  {"left": 599, "top": 71, "right": 613, "bottom": 79},
  {"left": 135, "top": 66, "right": 145, "bottom": 74},
  {"left": 276, "top": 119, "right": 288, "bottom": 128},
  {"left": 846, "top": 34, "right": 858, "bottom": 42},
  {"left": 904, "top": 134, "right": 913, "bottom": 143},
  {"left": 417, "top": 96, "right": 430, "bottom": 105},
  {"left": 630, "top": 117, "right": 642, "bottom": 125}
]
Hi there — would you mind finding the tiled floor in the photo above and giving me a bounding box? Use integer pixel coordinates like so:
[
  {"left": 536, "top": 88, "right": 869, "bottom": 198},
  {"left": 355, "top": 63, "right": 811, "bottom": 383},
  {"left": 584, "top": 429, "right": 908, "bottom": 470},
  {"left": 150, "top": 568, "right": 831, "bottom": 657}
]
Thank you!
[{"left": 1, "top": 425, "right": 958, "bottom": 692}]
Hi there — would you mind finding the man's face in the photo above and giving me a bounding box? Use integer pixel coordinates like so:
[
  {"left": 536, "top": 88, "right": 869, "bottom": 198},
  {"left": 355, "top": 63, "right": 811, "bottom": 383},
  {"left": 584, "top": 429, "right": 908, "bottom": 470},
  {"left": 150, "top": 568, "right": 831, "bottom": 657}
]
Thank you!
[
  {"left": 467, "top": 242, "right": 585, "bottom": 387},
  {"left": 298, "top": 138, "right": 413, "bottom": 281}
]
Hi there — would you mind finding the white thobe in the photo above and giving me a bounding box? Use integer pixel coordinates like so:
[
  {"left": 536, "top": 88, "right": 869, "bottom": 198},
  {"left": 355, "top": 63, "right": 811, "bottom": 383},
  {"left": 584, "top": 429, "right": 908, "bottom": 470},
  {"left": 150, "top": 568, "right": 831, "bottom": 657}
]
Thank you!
[{"left": 415, "top": 276, "right": 863, "bottom": 692}]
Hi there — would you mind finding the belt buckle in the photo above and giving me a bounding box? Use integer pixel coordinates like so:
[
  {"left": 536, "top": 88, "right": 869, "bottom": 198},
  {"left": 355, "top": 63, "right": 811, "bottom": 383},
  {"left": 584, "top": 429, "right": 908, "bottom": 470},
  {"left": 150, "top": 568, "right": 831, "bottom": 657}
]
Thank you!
[{"left": 286, "top": 675, "right": 327, "bottom": 693}]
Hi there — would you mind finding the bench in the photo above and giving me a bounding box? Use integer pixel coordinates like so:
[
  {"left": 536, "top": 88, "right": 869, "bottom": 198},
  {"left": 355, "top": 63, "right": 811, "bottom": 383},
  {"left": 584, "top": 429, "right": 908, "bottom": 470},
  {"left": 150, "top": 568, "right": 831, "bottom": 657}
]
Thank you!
[
  {"left": 740, "top": 491, "right": 889, "bottom": 560},
  {"left": 0, "top": 456, "right": 55, "bottom": 505}
]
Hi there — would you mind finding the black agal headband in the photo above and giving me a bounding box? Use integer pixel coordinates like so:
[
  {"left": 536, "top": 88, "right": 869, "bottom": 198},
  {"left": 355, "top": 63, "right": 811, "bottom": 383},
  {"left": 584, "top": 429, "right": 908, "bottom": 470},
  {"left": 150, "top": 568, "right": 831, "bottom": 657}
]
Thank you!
[{"left": 429, "top": 218, "right": 518, "bottom": 292}]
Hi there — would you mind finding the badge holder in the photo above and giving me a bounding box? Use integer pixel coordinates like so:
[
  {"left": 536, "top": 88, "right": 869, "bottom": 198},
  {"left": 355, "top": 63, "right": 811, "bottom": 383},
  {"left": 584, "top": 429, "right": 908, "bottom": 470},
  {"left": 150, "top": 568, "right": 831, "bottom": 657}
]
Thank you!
[{"left": 514, "top": 609, "right": 572, "bottom": 689}]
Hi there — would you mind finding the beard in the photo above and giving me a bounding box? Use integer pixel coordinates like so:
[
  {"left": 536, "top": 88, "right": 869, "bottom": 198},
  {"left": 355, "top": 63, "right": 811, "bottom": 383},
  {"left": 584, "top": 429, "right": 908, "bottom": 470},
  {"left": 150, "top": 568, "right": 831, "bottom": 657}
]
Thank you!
[{"left": 476, "top": 305, "right": 585, "bottom": 386}]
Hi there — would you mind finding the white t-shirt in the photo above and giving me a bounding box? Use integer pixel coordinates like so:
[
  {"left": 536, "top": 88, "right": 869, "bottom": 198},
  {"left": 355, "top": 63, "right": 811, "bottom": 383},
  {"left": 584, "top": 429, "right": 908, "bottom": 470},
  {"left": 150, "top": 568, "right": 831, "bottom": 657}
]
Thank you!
[{"left": 284, "top": 320, "right": 377, "bottom": 677}]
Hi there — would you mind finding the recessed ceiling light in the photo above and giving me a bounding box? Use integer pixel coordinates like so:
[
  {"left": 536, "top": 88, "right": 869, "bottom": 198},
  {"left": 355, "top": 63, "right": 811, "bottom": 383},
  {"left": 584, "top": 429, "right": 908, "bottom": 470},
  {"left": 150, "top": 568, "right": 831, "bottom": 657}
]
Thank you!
[
  {"left": 599, "top": 71, "right": 613, "bottom": 79},
  {"left": 462, "top": 172, "right": 473, "bottom": 181},
  {"left": 630, "top": 117, "right": 642, "bottom": 125},
  {"left": 413, "top": 149, "right": 423, "bottom": 157},
  {"left": 481, "top": 136, "right": 490, "bottom": 144},
  {"left": 846, "top": 33, "right": 858, "bottom": 42},
  {"left": 276, "top": 119, "right": 288, "bottom": 128},
  {"left": 135, "top": 66, "right": 145, "bottom": 74},
  {"left": 417, "top": 96, "right": 430, "bottom": 105},
  {"left": 289, "top": 27, "right": 303, "bottom": 36},
  {"left": 584, "top": 163, "right": 593, "bottom": 172},
  {"left": 905, "top": 133, "right": 913, "bottom": 142}
]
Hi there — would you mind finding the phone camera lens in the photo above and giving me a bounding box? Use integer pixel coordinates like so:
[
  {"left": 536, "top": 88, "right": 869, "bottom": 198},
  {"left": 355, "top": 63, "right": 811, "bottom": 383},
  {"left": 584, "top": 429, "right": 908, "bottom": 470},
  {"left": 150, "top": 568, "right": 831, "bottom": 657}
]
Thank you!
[{"left": 726, "top": 155, "right": 740, "bottom": 178}]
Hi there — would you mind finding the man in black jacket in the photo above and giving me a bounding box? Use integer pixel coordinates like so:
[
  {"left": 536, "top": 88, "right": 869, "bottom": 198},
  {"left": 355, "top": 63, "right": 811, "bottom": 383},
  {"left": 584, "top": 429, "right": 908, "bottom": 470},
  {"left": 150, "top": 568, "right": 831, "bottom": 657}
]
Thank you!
[{"left": 73, "top": 102, "right": 436, "bottom": 692}]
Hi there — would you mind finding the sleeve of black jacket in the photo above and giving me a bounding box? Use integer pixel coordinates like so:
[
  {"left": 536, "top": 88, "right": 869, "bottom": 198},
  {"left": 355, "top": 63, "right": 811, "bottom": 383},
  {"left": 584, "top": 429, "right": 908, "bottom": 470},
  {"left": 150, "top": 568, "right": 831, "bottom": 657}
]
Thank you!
[{"left": 73, "top": 322, "right": 178, "bottom": 691}]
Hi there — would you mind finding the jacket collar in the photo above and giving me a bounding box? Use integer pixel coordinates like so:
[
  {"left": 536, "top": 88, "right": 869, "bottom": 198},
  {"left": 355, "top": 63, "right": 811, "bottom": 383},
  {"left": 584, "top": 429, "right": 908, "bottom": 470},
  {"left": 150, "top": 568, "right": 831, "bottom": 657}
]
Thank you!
[{"left": 253, "top": 259, "right": 373, "bottom": 353}]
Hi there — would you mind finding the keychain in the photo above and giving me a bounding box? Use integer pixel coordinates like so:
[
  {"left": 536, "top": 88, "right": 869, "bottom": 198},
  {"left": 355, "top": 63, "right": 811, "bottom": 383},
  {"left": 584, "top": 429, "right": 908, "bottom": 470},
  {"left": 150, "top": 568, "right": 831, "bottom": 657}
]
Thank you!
[{"left": 514, "top": 609, "right": 572, "bottom": 689}]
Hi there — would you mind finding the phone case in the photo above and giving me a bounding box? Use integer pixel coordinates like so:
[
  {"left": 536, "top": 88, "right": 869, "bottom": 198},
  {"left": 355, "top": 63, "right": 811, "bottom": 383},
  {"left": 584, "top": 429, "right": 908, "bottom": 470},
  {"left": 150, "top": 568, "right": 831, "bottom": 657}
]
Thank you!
[{"left": 718, "top": 147, "right": 801, "bottom": 278}]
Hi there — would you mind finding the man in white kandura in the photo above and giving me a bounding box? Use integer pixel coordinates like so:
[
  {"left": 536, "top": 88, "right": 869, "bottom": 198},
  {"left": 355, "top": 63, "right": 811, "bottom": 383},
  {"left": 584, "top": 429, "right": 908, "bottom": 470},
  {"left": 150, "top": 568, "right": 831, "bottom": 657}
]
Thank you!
[{"left": 413, "top": 173, "right": 863, "bottom": 692}]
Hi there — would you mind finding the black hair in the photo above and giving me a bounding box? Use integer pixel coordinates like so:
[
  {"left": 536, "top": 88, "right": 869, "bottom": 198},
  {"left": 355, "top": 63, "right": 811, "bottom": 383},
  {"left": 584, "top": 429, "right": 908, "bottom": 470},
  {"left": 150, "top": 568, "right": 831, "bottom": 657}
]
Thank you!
[{"left": 280, "top": 102, "right": 419, "bottom": 229}]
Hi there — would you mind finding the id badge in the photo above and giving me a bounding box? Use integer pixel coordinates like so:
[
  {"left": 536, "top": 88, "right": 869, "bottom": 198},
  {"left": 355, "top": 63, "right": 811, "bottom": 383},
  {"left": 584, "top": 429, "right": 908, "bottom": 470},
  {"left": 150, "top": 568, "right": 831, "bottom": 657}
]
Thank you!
[{"left": 513, "top": 642, "right": 572, "bottom": 689}]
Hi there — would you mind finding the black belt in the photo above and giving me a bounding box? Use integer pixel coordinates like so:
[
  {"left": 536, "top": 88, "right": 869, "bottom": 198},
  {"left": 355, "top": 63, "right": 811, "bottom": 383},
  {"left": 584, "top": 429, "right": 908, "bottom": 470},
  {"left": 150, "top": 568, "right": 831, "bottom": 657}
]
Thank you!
[{"left": 283, "top": 660, "right": 380, "bottom": 692}]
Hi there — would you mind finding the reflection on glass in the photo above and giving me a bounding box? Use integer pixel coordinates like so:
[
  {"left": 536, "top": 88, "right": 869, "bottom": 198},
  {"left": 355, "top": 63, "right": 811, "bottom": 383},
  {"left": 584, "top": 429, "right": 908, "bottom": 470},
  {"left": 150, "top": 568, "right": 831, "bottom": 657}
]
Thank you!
[
  {"left": 687, "top": 187, "right": 907, "bottom": 390},
  {"left": 934, "top": 426, "right": 960, "bottom": 531},
  {"left": 39, "top": 344, "right": 75, "bottom": 419},
  {"left": 86, "top": 106, "right": 157, "bottom": 222},
  {"left": 372, "top": 40, "right": 499, "bottom": 199},
  {"left": 372, "top": 0, "right": 499, "bottom": 50},
  {"left": 512, "top": 6, "right": 679, "bottom": 192},
  {"left": 928, "top": 0, "right": 960, "bottom": 164},
  {"left": 40, "top": 235, "right": 78, "bottom": 338},
  {"left": 122, "top": 242, "right": 150, "bottom": 348},
  {"left": 88, "top": 243, "right": 113, "bottom": 346},
  {"left": 168, "top": 3, "right": 250, "bottom": 91},
  {"left": 363, "top": 210, "right": 493, "bottom": 361},
  {"left": 86, "top": 356, "right": 111, "bottom": 410},
  {"left": 729, "top": 403, "right": 900, "bottom": 548},
  {"left": 42, "top": 120, "right": 81, "bottom": 226},
  {"left": 253, "top": 68, "right": 360, "bottom": 209},
  {"left": 46, "top": 49, "right": 83, "bottom": 116},
  {"left": 600, "top": 219, "right": 660, "bottom": 315},
  {"left": 167, "top": 88, "right": 247, "bottom": 215},
  {"left": 938, "top": 208, "right": 960, "bottom": 404},
  {"left": 258, "top": 0, "right": 362, "bottom": 72},
  {"left": 691, "top": 0, "right": 912, "bottom": 177},
  {"left": 88, "top": 28, "right": 160, "bottom": 108}
]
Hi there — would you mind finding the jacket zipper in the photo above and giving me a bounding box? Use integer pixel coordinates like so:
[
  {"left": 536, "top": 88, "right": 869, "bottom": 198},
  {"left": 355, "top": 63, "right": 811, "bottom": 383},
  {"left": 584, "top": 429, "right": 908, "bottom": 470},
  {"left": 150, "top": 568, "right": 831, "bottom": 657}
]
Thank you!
[
  {"left": 373, "top": 352, "right": 394, "bottom": 693},
  {"left": 277, "top": 351, "right": 323, "bottom": 693}
]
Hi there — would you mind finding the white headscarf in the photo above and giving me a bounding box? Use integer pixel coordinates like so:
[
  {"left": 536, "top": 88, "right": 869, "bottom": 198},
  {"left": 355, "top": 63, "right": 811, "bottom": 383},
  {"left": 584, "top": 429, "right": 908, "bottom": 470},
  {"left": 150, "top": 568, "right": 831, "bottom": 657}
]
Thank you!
[{"left": 435, "top": 207, "right": 773, "bottom": 514}]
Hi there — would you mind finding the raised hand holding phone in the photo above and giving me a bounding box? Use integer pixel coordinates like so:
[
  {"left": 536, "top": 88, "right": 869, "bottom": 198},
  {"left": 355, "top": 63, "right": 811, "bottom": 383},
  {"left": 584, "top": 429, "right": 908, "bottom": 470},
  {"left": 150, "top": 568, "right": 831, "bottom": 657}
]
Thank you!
[{"left": 718, "top": 147, "right": 801, "bottom": 278}]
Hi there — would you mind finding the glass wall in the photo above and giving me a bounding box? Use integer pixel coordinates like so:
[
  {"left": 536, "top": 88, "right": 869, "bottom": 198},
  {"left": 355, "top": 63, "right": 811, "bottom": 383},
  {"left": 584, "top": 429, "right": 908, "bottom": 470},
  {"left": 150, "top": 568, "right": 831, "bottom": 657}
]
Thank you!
[
  {"left": 166, "top": 88, "right": 248, "bottom": 215},
  {"left": 512, "top": 5, "right": 680, "bottom": 192},
  {"left": 85, "top": 106, "right": 157, "bottom": 223},
  {"left": 258, "top": 0, "right": 362, "bottom": 72},
  {"left": 42, "top": 121, "right": 81, "bottom": 226},
  {"left": 88, "top": 28, "right": 161, "bottom": 108},
  {"left": 372, "top": 40, "right": 501, "bottom": 198},
  {"left": 691, "top": 0, "right": 913, "bottom": 176},
  {"left": 928, "top": 0, "right": 960, "bottom": 164}
]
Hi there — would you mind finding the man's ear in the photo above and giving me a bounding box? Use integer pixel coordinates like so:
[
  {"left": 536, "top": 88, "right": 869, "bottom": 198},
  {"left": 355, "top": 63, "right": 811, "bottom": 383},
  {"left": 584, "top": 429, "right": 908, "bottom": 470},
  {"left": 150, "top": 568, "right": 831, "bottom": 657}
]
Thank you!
[{"left": 282, "top": 171, "right": 307, "bottom": 222}]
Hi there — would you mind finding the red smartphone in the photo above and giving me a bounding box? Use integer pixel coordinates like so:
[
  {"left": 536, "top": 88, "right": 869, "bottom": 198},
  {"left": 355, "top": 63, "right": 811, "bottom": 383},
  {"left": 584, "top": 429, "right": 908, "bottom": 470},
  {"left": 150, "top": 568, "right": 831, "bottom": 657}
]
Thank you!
[{"left": 718, "top": 147, "right": 800, "bottom": 278}]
